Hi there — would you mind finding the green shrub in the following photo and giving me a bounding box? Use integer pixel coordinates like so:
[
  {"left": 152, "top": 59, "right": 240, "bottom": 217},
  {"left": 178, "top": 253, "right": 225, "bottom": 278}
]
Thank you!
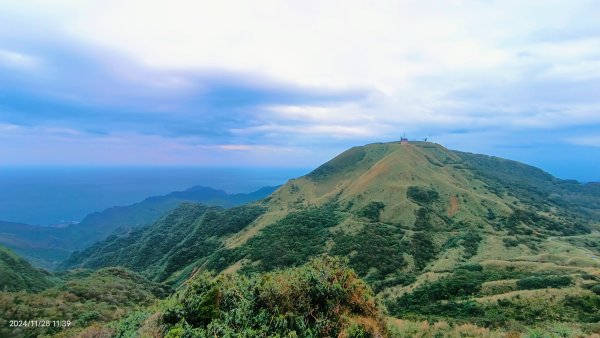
[
  {"left": 407, "top": 186, "right": 439, "bottom": 205},
  {"left": 0, "top": 267, "right": 164, "bottom": 338},
  {"left": 388, "top": 270, "right": 486, "bottom": 317},
  {"left": 516, "top": 276, "right": 572, "bottom": 290},
  {"left": 563, "top": 294, "right": 600, "bottom": 322},
  {"left": 111, "top": 311, "right": 152, "bottom": 338},
  {"left": 462, "top": 232, "right": 483, "bottom": 258},
  {"left": 78, "top": 310, "right": 101, "bottom": 325},
  {"left": 411, "top": 232, "right": 436, "bottom": 270},
  {"left": 162, "top": 256, "right": 387, "bottom": 337},
  {"left": 414, "top": 207, "right": 433, "bottom": 230},
  {"left": 243, "top": 204, "right": 341, "bottom": 271},
  {"left": 459, "top": 263, "right": 483, "bottom": 272},
  {"left": 331, "top": 223, "right": 406, "bottom": 280},
  {"left": 357, "top": 201, "right": 385, "bottom": 222},
  {"left": 503, "top": 237, "right": 520, "bottom": 247},
  {"left": 487, "top": 208, "right": 496, "bottom": 220}
]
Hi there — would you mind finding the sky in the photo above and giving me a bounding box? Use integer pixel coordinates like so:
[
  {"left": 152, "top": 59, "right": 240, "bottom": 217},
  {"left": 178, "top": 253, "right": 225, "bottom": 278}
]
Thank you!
[{"left": 1, "top": 0, "right": 600, "bottom": 181}]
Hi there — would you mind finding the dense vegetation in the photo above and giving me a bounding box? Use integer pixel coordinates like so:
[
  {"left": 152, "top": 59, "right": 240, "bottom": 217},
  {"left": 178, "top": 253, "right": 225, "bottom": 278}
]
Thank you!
[
  {"left": 332, "top": 222, "right": 408, "bottom": 289},
  {"left": 0, "top": 221, "right": 72, "bottom": 269},
  {"left": 60, "top": 204, "right": 266, "bottom": 284},
  {"left": 0, "top": 245, "right": 55, "bottom": 292},
  {"left": 240, "top": 204, "right": 341, "bottom": 271},
  {"left": 6, "top": 256, "right": 598, "bottom": 337},
  {"left": 406, "top": 186, "right": 440, "bottom": 205},
  {"left": 387, "top": 265, "right": 600, "bottom": 331},
  {"left": 161, "top": 257, "right": 387, "bottom": 337},
  {"left": 0, "top": 186, "right": 276, "bottom": 270},
  {"left": 0, "top": 267, "right": 169, "bottom": 338}
]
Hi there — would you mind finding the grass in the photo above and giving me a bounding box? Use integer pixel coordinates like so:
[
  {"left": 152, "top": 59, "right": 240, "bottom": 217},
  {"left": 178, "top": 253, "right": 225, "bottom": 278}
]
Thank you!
[
  {"left": 387, "top": 318, "right": 600, "bottom": 338},
  {"left": 387, "top": 318, "right": 504, "bottom": 338},
  {"left": 43, "top": 140, "right": 600, "bottom": 336}
]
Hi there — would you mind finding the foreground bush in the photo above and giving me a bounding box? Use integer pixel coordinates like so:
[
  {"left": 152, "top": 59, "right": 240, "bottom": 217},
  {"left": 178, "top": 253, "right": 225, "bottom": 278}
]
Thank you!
[
  {"left": 162, "top": 256, "right": 386, "bottom": 337},
  {"left": 0, "top": 267, "right": 168, "bottom": 338}
]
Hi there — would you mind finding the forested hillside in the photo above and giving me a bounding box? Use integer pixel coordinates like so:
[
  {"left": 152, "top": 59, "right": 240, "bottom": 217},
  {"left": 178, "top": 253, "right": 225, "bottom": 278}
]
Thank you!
[
  {"left": 0, "top": 186, "right": 277, "bottom": 269},
  {"left": 60, "top": 204, "right": 266, "bottom": 284},
  {"left": 0, "top": 245, "right": 55, "bottom": 292}
]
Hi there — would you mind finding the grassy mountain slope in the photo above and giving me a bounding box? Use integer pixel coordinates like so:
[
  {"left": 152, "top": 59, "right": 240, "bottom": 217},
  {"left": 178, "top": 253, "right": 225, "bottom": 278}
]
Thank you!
[
  {"left": 68, "top": 185, "right": 278, "bottom": 248},
  {"left": 0, "top": 244, "right": 55, "bottom": 292},
  {"left": 59, "top": 204, "right": 267, "bottom": 284},
  {"left": 457, "top": 150, "right": 600, "bottom": 222},
  {"left": 59, "top": 141, "right": 600, "bottom": 330},
  {"left": 0, "top": 185, "right": 277, "bottom": 270}
]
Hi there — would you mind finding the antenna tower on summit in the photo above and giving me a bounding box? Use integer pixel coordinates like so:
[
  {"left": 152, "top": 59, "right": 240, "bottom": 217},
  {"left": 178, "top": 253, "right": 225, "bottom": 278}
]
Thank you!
[{"left": 400, "top": 133, "right": 409, "bottom": 145}]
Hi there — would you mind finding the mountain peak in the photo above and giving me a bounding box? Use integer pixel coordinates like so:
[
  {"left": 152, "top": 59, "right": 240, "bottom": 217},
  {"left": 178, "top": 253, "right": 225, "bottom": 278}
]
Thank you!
[
  {"left": 266, "top": 141, "right": 500, "bottom": 227},
  {"left": 61, "top": 142, "right": 599, "bottom": 299}
]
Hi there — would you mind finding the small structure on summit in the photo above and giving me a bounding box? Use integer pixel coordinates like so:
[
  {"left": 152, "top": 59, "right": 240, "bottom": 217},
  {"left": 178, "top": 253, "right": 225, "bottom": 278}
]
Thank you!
[{"left": 400, "top": 133, "right": 409, "bottom": 145}]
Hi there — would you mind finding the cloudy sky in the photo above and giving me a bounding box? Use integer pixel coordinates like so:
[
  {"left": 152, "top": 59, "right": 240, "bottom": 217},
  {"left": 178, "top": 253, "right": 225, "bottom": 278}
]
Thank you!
[{"left": 1, "top": 0, "right": 599, "bottom": 181}]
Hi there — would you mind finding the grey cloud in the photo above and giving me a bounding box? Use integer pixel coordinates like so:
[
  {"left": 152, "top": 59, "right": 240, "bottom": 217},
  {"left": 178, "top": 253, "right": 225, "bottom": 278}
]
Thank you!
[{"left": 0, "top": 40, "right": 370, "bottom": 141}]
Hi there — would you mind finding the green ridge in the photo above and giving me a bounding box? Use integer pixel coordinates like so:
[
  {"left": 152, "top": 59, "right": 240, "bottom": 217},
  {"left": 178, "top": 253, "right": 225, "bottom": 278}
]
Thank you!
[
  {"left": 52, "top": 141, "right": 600, "bottom": 335},
  {"left": 0, "top": 244, "right": 55, "bottom": 292}
]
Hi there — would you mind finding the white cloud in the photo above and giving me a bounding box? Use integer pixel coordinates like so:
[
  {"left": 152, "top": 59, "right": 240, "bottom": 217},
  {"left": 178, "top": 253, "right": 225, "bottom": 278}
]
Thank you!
[
  {"left": 0, "top": 49, "right": 39, "bottom": 69},
  {"left": 0, "top": 123, "right": 21, "bottom": 132},
  {"left": 62, "top": 0, "right": 517, "bottom": 90},
  {"left": 2, "top": 0, "right": 600, "bottom": 158},
  {"left": 565, "top": 135, "right": 600, "bottom": 147}
]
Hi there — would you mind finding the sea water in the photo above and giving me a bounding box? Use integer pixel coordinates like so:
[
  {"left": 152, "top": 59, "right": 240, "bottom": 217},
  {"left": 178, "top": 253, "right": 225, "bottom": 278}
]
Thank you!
[{"left": 0, "top": 166, "right": 309, "bottom": 225}]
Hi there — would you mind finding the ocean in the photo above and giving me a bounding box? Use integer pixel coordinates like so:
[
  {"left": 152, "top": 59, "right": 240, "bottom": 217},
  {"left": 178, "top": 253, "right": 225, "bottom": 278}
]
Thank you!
[{"left": 0, "top": 167, "right": 310, "bottom": 225}]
